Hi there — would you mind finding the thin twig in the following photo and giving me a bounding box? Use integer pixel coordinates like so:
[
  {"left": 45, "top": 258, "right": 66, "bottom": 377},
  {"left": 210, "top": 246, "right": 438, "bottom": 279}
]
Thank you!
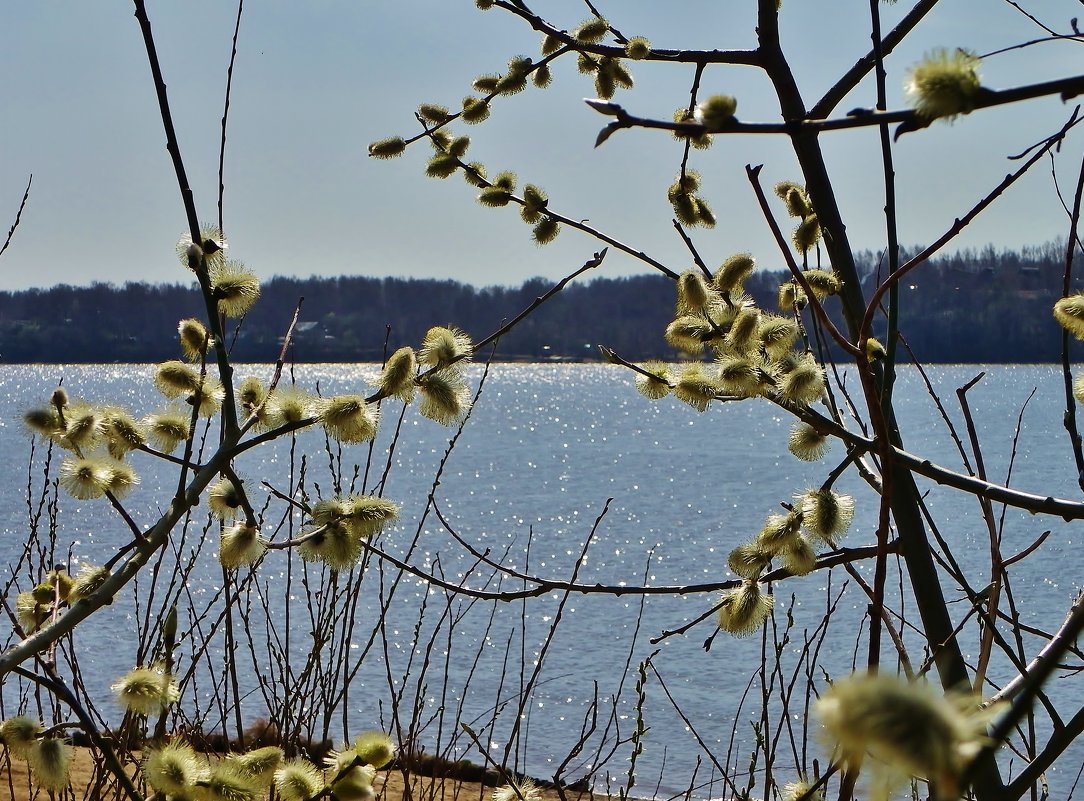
[{"left": 0, "top": 175, "right": 32, "bottom": 261}]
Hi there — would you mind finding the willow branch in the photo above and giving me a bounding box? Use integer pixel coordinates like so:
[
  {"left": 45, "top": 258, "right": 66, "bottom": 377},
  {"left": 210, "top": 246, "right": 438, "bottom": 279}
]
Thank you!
[
  {"left": 0, "top": 174, "right": 31, "bottom": 261},
  {"left": 587, "top": 74, "right": 1084, "bottom": 142}
]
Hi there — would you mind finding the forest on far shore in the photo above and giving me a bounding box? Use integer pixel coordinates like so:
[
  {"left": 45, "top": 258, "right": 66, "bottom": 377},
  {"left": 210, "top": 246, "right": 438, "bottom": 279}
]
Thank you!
[{"left": 0, "top": 243, "right": 1076, "bottom": 364}]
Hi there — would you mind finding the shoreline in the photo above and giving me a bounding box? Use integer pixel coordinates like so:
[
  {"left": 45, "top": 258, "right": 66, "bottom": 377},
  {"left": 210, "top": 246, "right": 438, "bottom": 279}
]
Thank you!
[{"left": 1, "top": 745, "right": 609, "bottom": 801}]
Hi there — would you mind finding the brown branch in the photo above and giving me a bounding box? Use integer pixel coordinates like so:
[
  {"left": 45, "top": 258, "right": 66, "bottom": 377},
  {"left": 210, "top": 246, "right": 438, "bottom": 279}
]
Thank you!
[
  {"left": 1058, "top": 148, "right": 1084, "bottom": 493},
  {"left": 587, "top": 74, "right": 1084, "bottom": 142},
  {"left": 490, "top": 0, "right": 761, "bottom": 67},
  {"left": 0, "top": 174, "right": 31, "bottom": 261},
  {"left": 217, "top": 0, "right": 244, "bottom": 233}
]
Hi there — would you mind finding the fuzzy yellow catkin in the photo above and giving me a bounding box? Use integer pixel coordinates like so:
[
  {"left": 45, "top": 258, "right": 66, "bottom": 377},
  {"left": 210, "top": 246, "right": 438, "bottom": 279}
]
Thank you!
[
  {"left": 694, "top": 94, "right": 737, "bottom": 130},
  {"left": 418, "top": 103, "right": 450, "bottom": 123},
  {"left": 353, "top": 731, "right": 396, "bottom": 768},
  {"left": 144, "top": 410, "right": 190, "bottom": 453},
  {"left": 724, "top": 307, "right": 761, "bottom": 353},
  {"left": 792, "top": 214, "right": 822, "bottom": 253},
  {"left": 461, "top": 96, "right": 491, "bottom": 123},
  {"left": 68, "top": 564, "right": 110, "bottom": 603},
  {"left": 802, "top": 268, "right": 841, "bottom": 299},
  {"left": 778, "top": 281, "right": 807, "bottom": 312},
  {"left": 758, "top": 315, "right": 799, "bottom": 360},
  {"left": 230, "top": 746, "right": 284, "bottom": 785},
  {"left": 717, "top": 356, "right": 760, "bottom": 396},
  {"left": 418, "top": 370, "right": 472, "bottom": 425},
  {"left": 0, "top": 716, "right": 43, "bottom": 760},
  {"left": 320, "top": 395, "right": 379, "bottom": 444},
  {"left": 815, "top": 672, "right": 1001, "bottom": 799},
  {"left": 300, "top": 522, "right": 363, "bottom": 571},
  {"left": 178, "top": 318, "right": 209, "bottom": 360},
  {"left": 103, "top": 407, "right": 146, "bottom": 457},
  {"left": 782, "top": 535, "right": 818, "bottom": 576},
  {"left": 800, "top": 489, "right": 855, "bottom": 541},
  {"left": 155, "top": 360, "right": 202, "bottom": 398},
  {"left": 778, "top": 356, "right": 825, "bottom": 405},
  {"left": 23, "top": 406, "right": 62, "bottom": 438},
  {"left": 237, "top": 376, "right": 265, "bottom": 410},
  {"left": 329, "top": 764, "right": 378, "bottom": 801},
  {"left": 418, "top": 326, "right": 473, "bottom": 367},
  {"left": 267, "top": 385, "right": 313, "bottom": 427},
  {"left": 676, "top": 270, "right": 713, "bottom": 313},
  {"left": 377, "top": 347, "right": 417, "bottom": 401},
  {"left": 1054, "top": 295, "right": 1084, "bottom": 339},
  {"left": 717, "top": 580, "right": 774, "bottom": 637},
  {"left": 713, "top": 252, "right": 755, "bottom": 293},
  {"left": 673, "top": 365, "right": 718, "bottom": 412},
  {"left": 906, "top": 48, "right": 981, "bottom": 121},
  {"left": 112, "top": 665, "right": 179, "bottom": 715},
  {"left": 493, "top": 779, "right": 542, "bottom": 801},
  {"left": 27, "top": 738, "right": 73, "bottom": 791},
  {"left": 104, "top": 459, "right": 139, "bottom": 498},
  {"left": 342, "top": 495, "right": 400, "bottom": 538},
  {"left": 532, "top": 216, "right": 561, "bottom": 245},
  {"left": 625, "top": 36, "right": 651, "bottom": 59},
  {"left": 176, "top": 224, "right": 227, "bottom": 271},
  {"left": 207, "top": 477, "right": 243, "bottom": 520},
  {"left": 145, "top": 741, "right": 205, "bottom": 796},
  {"left": 573, "top": 16, "right": 608, "bottom": 43},
  {"left": 788, "top": 422, "right": 830, "bottom": 462},
  {"left": 59, "top": 457, "right": 111, "bottom": 500},
  {"left": 635, "top": 361, "right": 672, "bottom": 400},
  {"left": 757, "top": 511, "right": 802, "bottom": 553},
  {"left": 274, "top": 758, "right": 324, "bottom": 801},
  {"left": 664, "top": 316, "right": 711, "bottom": 354},
  {"left": 427, "top": 153, "right": 459, "bottom": 178},
  {"left": 774, "top": 181, "right": 811, "bottom": 217},
  {"left": 728, "top": 542, "right": 773, "bottom": 579},
  {"left": 219, "top": 523, "right": 267, "bottom": 569}
]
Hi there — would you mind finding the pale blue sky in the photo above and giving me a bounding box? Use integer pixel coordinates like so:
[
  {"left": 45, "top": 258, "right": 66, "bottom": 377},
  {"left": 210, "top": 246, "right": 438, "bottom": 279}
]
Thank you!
[{"left": 1, "top": 1, "right": 1082, "bottom": 292}]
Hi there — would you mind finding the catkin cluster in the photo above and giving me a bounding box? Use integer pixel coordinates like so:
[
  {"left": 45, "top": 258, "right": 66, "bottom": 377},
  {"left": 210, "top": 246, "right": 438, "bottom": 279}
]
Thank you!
[{"left": 137, "top": 729, "right": 396, "bottom": 801}]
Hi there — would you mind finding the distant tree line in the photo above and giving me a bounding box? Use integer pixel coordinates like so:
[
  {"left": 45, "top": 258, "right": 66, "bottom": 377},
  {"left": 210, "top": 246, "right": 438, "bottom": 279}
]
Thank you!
[{"left": 0, "top": 243, "right": 1076, "bottom": 363}]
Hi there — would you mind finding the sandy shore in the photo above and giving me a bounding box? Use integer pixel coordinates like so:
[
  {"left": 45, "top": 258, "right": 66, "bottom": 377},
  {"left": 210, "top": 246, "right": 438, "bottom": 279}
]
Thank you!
[{"left": 0, "top": 746, "right": 605, "bottom": 801}]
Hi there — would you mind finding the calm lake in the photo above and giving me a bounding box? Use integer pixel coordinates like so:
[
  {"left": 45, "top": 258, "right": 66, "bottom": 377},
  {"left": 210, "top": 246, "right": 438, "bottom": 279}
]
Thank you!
[{"left": 1, "top": 363, "right": 1081, "bottom": 798}]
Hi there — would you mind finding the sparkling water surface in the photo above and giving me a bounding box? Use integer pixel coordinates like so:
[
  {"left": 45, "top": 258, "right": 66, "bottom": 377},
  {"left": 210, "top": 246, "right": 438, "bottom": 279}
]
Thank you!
[{"left": 0, "top": 363, "right": 1080, "bottom": 798}]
